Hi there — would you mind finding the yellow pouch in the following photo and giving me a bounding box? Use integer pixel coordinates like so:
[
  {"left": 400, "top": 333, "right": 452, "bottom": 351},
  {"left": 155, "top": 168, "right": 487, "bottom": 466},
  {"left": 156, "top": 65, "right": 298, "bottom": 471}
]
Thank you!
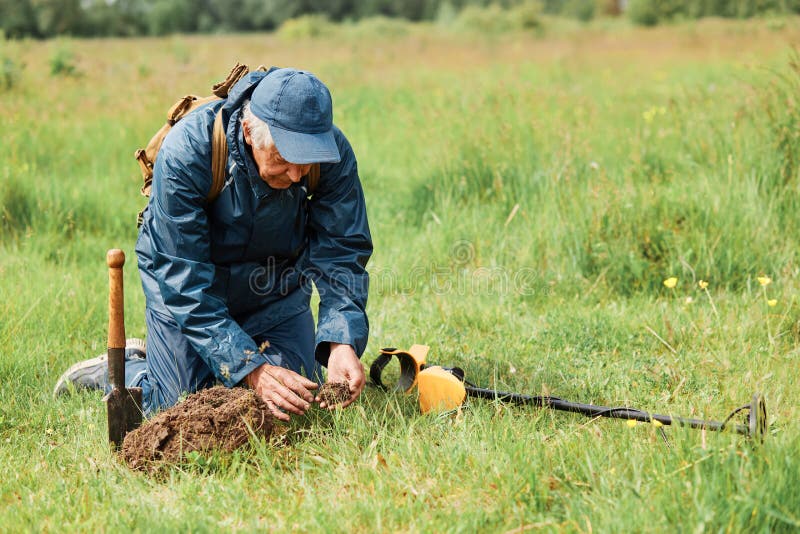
[{"left": 417, "top": 366, "right": 467, "bottom": 414}]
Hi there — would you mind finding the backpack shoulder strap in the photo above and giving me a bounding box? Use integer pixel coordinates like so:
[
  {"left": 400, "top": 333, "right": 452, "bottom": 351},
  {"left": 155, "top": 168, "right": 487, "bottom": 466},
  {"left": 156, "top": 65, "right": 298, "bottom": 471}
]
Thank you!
[
  {"left": 206, "top": 62, "right": 253, "bottom": 203},
  {"left": 306, "top": 163, "right": 320, "bottom": 197},
  {"left": 208, "top": 109, "right": 228, "bottom": 203}
]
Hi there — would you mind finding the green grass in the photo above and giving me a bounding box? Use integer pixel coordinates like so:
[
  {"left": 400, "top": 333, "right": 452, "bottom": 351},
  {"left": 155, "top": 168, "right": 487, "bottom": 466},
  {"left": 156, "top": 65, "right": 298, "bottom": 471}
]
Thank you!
[{"left": 2, "top": 17, "right": 800, "bottom": 531}]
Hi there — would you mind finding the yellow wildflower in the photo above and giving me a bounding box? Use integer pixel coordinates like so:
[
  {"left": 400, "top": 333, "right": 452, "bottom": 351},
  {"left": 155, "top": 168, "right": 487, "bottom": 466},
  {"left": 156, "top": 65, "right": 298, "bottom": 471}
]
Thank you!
[
  {"left": 698, "top": 280, "right": 708, "bottom": 289},
  {"left": 626, "top": 419, "right": 637, "bottom": 428},
  {"left": 768, "top": 299, "right": 777, "bottom": 307},
  {"left": 757, "top": 276, "right": 772, "bottom": 287},
  {"left": 643, "top": 106, "right": 667, "bottom": 123},
  {"left": 663, "top": 277, "right": 678, "bottom": 289}
]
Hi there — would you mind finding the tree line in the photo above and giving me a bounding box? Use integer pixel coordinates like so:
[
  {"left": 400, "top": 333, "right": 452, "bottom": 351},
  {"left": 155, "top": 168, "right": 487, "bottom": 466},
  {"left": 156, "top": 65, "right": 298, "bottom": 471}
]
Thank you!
[{"left": 0, "top": 0, "right": 797, "bottom": 39}]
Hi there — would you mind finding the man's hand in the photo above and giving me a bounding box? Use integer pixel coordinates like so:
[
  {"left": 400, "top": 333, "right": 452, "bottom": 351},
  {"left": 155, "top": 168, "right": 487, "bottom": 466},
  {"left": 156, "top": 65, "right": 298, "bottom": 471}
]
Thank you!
[
  {"left": 246, "top": 363, "right": 318, "bottom": 422},
  {"left": 318, "top": 343, "right": 365, "bottom": 409}
]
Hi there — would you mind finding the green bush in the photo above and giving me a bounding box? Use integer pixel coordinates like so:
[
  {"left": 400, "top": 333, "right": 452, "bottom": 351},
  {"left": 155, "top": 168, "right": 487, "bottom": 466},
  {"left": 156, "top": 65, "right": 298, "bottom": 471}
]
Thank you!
[
  {"left": 625, "top": 0, "right": 798, "bottom": 25},
  {"left": 564, "top": 0, "right": 596, "bottom": 22},
  {"left": 628, "top": 0, "right": 660, "bottom": 26},
  {"left": 511, "top": 0, "right": 544, "bottom": 29},
  {"left": 0, "top": 33, "right": 23, "bottom": 91},
  {"left": 453, "top": 2, "right": 543, "bottom": 34},
  {"left": 0, "top": 56, "right": 19, "bottom": 90},
  {"left": 276, "top": 14, "right": 334, "bottom": 40},
  {"left": 454, "top": 4, "right": 515, "bottom": 34},
  {"left": 49, "top": 41, "right": 79, "bottom": 77},
  {"left": 350, "top": 16, "right": 412, "bottom": 39},
  {"left": 146, "top": 0, "right": 198, "bottom": 35}
]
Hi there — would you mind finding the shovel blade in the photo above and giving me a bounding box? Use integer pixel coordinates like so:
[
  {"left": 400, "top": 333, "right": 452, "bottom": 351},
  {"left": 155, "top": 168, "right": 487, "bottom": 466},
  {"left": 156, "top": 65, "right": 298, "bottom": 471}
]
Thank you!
[{"left": 106, "top": 386, "right": 143, "bottom": 448}]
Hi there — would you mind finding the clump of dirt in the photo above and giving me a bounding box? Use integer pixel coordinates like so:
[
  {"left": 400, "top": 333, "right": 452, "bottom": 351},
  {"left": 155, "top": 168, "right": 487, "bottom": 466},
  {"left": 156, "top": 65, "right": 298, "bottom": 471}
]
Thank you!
[
  {"left": 317, "top": 381, "right": 350, "bottom": 406},
  {"left": 121, "top": 386, "right": 273, "bottom": 472}
]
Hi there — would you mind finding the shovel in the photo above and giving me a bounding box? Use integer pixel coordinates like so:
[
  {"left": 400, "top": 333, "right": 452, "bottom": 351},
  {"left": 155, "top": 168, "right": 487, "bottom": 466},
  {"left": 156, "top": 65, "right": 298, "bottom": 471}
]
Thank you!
[{"left": 104, "top": 249, "right": 143, "bottom": 448}]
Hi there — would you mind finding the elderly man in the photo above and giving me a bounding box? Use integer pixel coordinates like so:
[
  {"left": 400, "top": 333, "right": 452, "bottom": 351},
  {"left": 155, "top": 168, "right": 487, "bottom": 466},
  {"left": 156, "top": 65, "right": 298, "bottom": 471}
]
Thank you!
[{"left": 55, "top": 67, "right": 372, "bottom": 421}]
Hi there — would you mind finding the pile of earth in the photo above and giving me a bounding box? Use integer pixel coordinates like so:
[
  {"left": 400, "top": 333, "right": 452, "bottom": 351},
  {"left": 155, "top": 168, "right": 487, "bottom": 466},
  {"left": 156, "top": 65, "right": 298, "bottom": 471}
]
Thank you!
[
  {"left": 120, "top": 381, "right": 352, "bottom": 472},
  {"left": 121, "top": 386, "right": 273, "bottom": 472}
]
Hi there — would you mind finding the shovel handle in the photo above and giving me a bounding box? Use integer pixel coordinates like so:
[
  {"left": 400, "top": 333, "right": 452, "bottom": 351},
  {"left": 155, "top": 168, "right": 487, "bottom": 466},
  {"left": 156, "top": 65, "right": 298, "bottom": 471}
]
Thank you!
[{"left": 107, "top": 249, "right": 126, "bottom": 389}]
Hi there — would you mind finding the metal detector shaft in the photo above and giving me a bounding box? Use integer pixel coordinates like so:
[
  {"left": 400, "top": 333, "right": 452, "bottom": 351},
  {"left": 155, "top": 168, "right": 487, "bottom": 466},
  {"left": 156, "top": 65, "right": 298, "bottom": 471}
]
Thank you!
[{"left": 464, "top": 385, "right": 751, "bottom": 436}]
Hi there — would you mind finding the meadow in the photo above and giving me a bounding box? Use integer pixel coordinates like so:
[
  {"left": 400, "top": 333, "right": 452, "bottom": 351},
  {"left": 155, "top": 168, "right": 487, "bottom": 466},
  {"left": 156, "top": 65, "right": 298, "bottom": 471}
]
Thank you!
[{"left": 1, "top": 16, "right": 800, "bottom": 531}]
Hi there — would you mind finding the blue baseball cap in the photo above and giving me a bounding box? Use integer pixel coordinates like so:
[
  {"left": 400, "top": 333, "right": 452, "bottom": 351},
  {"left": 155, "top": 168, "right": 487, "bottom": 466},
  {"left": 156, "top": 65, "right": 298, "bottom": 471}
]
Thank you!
[{"left": 249, "top": 68, "right": 340, "bottom": 164}]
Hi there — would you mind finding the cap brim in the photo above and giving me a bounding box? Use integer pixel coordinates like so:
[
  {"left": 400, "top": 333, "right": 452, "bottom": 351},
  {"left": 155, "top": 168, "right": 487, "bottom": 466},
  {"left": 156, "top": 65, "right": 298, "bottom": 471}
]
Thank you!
[{"left": 268, "top": 124, "right": 341, "bottom": 164}]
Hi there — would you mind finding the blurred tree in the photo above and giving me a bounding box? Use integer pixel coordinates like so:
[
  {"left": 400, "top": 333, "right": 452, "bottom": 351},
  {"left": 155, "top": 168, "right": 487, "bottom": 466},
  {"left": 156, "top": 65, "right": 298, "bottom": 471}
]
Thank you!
[
  {"left": 627, "top": 0, "right": 660, "bottom": 25},
  {"left": 81, "top": 0, "right": 147, "bottom": 36},
  {"left": 30, "top": 0, "right": 84, "bottom": 36},
  {"left": 564, "top": 0, "right": 596, "bottom": 20},
  {"left": 2, "top": 0, "right": 800, "bottom": 37},
  {"left": 436, "top": 1, "right": 459, "bottom": 24},
  {"left": 146, "top": 0, "right": 200, "bottom": 35},
  {"left": 259, "top": 0, "right": 302, "bottom": 27},
  {"left": 540, "top": 0, "right": 567, "bottom": 13},
  {"left": 0, "top": 0, "right": 39, "bottom": 38}
]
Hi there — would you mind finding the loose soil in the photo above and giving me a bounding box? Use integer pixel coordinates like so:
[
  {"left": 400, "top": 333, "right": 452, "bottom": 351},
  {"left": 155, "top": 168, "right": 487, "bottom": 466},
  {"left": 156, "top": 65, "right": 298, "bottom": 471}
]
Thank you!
[
  {"left": 121, "top": 386, "right": 273, "bottom": 472},
  {"left": 318, "top": 381, "right": 350, "bottom": 406}
]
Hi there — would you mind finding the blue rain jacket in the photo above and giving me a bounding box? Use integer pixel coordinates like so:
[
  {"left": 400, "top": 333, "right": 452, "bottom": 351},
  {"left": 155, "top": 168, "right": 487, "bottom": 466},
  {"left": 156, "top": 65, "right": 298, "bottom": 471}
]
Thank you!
[{"left": 135, "top": 70, "right": 372, "bottom": 388}]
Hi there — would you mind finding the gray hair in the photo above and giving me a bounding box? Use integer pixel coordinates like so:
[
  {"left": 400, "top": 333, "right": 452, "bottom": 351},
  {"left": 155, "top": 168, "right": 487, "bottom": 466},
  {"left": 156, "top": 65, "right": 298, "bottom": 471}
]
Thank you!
[{"left": 241, "top": 100, "right": 274, "bottom": 150}]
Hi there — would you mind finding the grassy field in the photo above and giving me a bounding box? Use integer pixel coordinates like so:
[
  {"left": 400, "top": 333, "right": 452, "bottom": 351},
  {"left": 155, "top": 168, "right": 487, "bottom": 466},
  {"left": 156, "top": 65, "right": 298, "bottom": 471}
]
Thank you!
[{"left": 2, "top": 17, "right": 800, "bottom": 531}]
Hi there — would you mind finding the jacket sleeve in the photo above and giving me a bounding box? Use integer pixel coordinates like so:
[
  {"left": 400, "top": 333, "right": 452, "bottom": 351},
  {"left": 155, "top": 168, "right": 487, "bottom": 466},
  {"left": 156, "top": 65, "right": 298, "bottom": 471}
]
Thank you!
[
  {"left": 305, "top": 133, "right": 373, "bottom": 366},
  {"left": 147, "top": 122, "right": 268, "bottom": 387}
]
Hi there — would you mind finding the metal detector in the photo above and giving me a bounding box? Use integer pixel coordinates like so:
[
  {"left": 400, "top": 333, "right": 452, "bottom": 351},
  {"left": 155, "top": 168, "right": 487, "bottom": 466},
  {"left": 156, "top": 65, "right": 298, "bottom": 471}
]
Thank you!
[{"left": 370, "top": 346, "right": 768, "bottom": 443}]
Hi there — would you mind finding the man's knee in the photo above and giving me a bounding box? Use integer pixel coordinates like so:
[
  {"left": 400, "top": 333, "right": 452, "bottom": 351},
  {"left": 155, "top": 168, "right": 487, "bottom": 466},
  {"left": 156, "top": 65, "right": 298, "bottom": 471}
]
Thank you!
[
  {"left": 142, "top": 378, "right": 188, "bottom": 415},
  {"left": 141, "top": 307, "right": 215, "bottom": 414}
]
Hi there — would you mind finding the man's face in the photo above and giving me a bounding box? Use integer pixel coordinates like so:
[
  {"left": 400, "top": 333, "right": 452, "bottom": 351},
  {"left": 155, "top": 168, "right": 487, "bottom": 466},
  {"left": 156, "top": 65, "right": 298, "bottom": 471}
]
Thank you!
[{"left": 243, "top": 122, "right": 312, "bottom": 189}]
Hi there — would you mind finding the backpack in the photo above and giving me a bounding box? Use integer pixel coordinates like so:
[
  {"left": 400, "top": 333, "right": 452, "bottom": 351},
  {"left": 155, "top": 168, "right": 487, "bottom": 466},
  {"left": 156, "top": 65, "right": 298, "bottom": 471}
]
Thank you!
[{"left": 135, "top": 63, "right": 320, "bottom": 227}]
